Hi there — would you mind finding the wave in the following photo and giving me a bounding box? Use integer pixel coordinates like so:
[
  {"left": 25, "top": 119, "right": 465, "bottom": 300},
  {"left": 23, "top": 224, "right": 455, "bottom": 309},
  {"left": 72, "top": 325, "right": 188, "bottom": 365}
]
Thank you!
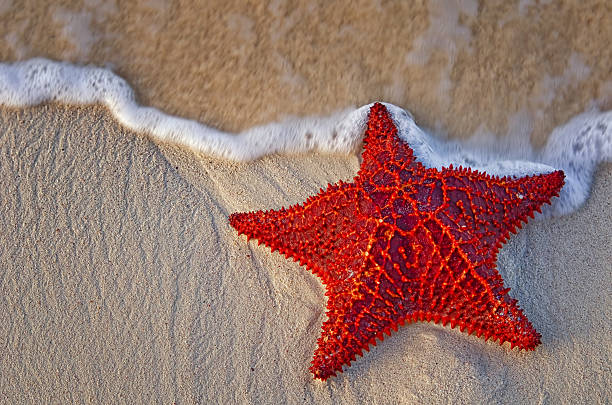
[{"left": 0, "top": 58, "right": 610, "bottom": 217}]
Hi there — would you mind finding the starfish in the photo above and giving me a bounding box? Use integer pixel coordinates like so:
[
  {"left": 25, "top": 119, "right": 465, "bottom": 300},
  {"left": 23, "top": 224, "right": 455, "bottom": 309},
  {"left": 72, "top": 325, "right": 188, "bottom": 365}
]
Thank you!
[{"left": 229, "top": 103, "right": 565, "bottom": 380}]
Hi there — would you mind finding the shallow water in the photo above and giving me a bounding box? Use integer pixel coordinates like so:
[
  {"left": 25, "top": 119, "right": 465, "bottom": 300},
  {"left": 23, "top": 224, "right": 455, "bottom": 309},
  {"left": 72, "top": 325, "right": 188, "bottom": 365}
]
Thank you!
[
  {"left": 1, "top": 0, "right": 610, "bottom": 143},
  {"left": 1, "top": 58, "right": 609, "bottom": 217}
]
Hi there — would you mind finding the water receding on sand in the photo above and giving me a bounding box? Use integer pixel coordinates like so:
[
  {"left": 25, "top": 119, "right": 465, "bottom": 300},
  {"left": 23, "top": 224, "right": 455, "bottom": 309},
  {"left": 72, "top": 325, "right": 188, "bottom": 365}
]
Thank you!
[
  {"left": 0, "top": 0, "right": 609, "bottom": 142},
  {"left": 0, "top": 58, "right": 609, "bottom": 217}
]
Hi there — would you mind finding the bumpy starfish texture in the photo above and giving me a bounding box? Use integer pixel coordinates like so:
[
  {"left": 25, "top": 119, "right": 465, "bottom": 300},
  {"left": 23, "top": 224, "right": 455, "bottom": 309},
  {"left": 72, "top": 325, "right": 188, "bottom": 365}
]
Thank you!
[{"left": 229, "top": 103, "right": 565, "bottom": 380}]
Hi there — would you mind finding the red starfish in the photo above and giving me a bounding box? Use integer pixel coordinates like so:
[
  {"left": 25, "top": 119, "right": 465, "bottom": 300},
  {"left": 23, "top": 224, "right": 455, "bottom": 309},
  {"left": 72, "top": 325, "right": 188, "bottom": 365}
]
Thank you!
[{"left": 229, "top": 103, "right": 564, "bottom": 380}]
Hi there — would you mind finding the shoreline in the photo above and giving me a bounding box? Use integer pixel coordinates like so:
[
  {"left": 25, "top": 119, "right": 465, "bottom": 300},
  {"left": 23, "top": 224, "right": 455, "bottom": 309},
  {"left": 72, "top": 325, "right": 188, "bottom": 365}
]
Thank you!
[
  {"left": 1, "top": 0, "right": 610, "bottom": 402},
  {"left": 0, "top": 103, "right": 609, "bottom": 402}
]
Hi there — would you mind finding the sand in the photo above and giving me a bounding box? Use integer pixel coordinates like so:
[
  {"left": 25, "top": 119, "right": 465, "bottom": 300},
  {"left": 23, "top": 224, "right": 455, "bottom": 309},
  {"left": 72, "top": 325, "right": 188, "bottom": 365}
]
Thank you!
[{"left": 1, "top": 1, "right": 611, "bottom": 403}]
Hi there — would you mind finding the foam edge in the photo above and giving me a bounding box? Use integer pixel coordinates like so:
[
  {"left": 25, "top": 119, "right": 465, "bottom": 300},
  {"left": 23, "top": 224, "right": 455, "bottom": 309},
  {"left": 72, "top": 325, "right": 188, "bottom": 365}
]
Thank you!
[
  {"left": 1, "top": 58, "right": 609, "bottom": 217},
  {"left": 0, "top": 58, "right": 368, "bottom": 161}
]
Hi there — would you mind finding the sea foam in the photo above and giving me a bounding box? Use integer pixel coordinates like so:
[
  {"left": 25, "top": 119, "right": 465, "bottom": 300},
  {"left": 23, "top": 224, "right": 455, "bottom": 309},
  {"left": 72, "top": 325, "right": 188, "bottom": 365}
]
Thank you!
[{"left": 0, "top": 58, "right": 610, "bottom": 217}]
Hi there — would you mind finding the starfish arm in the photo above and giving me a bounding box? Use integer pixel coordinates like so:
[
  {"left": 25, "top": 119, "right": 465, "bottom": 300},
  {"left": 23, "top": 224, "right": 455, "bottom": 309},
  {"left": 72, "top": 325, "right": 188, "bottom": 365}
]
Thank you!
[
  {"left": 408, "top": 255, "right": 542, "bottom": 351},
  {"left": 229, "top": 183, "right": 377, "bottom": 283},
  {"left": 310, "top": 219, "right": 542, "bottom": 380},
  {"left": 357, "top": 102, "right": 419, "bottom": 183},
  {"left": 437, "top": 167, "right": 565, "bottom": 260},
  {"left": 310, "top": 267, "right": 408, "bottom": 380},
  {"left": 503, "top": 170, "right": 565, "bottom": 228}
]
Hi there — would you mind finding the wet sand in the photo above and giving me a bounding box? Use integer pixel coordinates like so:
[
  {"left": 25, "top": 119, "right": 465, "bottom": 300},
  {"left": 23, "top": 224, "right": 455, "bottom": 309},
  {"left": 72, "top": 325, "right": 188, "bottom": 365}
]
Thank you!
[{"left": 1, "top": 1, "right": 610, "bottom": 403}]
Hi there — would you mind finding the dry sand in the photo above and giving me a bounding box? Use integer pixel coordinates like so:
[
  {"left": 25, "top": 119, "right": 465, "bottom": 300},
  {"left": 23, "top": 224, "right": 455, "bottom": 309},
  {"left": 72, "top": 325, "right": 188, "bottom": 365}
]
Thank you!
[{"left": 1, "top": 1, "right": 611, "bottom": 403}]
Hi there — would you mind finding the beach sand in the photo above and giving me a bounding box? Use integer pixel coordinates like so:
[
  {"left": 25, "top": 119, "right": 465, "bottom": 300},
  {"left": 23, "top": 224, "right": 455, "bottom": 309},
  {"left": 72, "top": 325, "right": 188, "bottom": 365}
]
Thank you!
[{"left": 1, "top": 1, "right": 611, "bottom": 403}]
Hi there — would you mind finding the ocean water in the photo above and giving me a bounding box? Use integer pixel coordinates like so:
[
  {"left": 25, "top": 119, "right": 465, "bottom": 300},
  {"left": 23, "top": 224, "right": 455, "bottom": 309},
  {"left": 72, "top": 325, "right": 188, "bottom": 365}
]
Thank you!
[
  {"left": 0, "top": 58, "right": 609, "bottom": 217},
  {"left": 1, "top": 1, "right": 610, "bottom": 221},
  {"left": 1, "top": 3, "right": 611, "bottom": 403}
]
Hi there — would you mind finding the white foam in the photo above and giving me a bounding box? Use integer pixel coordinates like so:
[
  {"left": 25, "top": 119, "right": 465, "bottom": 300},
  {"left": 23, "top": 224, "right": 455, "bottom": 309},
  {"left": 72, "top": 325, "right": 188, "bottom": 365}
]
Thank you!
[
  {"left": 0, "top": 58, "right": 609, "bottom": 217},
  {"left": 538, "top": 110, "right": 612, "bottom": 215},
  {"left": 386, "top": 104, "right": 612, "bottom": 217},
  {"left": 0, "top": 58, "right": 365, "bottom": 160}
]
